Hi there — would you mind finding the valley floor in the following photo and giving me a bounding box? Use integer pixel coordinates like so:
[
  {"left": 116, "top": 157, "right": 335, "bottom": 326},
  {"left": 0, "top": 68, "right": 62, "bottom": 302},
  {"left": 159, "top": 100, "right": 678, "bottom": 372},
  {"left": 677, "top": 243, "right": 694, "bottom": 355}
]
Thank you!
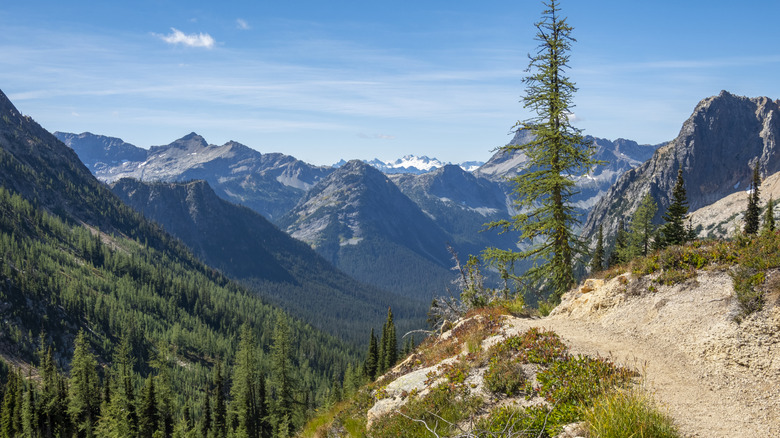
[{"left": 514, "top": 271, "right": 780, "bottom": 437}]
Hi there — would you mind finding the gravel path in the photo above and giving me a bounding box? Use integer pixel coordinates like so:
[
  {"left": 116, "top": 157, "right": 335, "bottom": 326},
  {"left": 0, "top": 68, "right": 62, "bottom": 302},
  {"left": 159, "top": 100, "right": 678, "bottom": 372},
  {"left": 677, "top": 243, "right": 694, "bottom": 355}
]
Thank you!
[{"left": 506, "top": 271, "right": 780, "bottom": 437}]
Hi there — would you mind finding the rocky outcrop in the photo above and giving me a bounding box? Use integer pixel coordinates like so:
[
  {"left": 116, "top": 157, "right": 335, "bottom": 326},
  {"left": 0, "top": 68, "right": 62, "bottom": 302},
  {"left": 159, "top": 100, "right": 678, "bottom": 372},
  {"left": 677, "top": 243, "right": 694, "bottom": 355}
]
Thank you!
[{"left": 582, "top": 91, "right": 780, "bottom": 243}]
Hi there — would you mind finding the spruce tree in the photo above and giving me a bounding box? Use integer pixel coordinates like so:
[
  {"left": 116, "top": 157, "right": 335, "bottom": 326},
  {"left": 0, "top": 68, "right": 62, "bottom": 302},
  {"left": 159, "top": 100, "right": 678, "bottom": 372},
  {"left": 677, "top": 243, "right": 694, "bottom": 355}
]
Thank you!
[
  {"left": 138, "top": 376, "right": 158, "bottom": 438},
  {"left": 484, "top": 0, "right": 599, "bottom": 301},
  {"left": 764, "top": 195, "right": 776, "bottom": 232},
  {"left": 608, "top": 218, "right": 628, "bottom": 267},
  {"left": 364, "top": 328, "right": 378, "bottom": 380},
  {"left": 212, "top": 362, "right": 227, "bottom": 438},
  {"left": 68, "top": 330, "right": 100, "bottom": 437},
  {"left": 383, "top": 308, "right": 397, "bottom": 371},
  {"left": 629, "top": 193, "right": 658, "bottom": 257},
  {"left": 744, "top": 163, "right": 761, "bottom": 235},
  {"left": 270, "top": 316, "right": 295, "bottom": 437},
  {"left": 200, "top": 389, "right": 211, "bottom": 438},
  {"left": 589, "top": 225, "right": 604, "bottom": 273},
  {"left": 659, "top": 168, "right": 690, "bottom": 247},
  {"left": 1, "top": 370, "right": 21, "bottom": 438},
  {"left": 230, "top": 324, "right": 261, "bottom": 438}
]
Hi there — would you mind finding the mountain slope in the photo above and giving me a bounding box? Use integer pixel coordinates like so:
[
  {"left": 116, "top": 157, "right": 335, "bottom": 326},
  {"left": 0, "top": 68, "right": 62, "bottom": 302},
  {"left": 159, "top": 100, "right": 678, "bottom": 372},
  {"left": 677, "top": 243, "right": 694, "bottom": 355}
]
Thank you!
[
  {"left": 56, "top": 131, "right": 333, "bottom": 220},
  {"left": 279, "top": 160, "right": 455, "bottom": 299},
  {"left": 110, "top": 178, "right": 425, "bottom": 343},
  {"left": 582, "top": 91, "right": 780, "bottom": 242},
  {"left": 0, "top": 88, "right": 354, "bottom": 408},
  {"left": 390, "top": 164, "right": 517, "bottom": 258}
]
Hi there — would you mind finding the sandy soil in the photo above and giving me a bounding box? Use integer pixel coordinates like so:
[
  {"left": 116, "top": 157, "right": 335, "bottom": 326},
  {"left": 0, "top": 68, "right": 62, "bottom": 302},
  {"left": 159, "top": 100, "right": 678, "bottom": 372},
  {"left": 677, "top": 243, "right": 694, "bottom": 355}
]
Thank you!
[{"left": 506, "top": 271, "right": 780, "bottom": 437}]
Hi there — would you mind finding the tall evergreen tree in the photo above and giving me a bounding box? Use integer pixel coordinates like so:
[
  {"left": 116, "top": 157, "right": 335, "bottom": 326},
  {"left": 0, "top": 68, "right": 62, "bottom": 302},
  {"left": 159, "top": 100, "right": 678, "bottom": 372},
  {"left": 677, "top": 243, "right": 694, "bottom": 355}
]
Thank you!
[
  {"left": 138, "top": 376, "right": 158, "bottom": 438},
  {"left": 764, "top": 195, "right": 776, "bottom": 232},
  {"left": 589, "top": 225, "right": 604, "bottom": 273},
  {"left": 608, "top": 218, "right": 628, "bottom": 267},
  {"left": 96, "top": 333, "right": 137, "bottom": 437},
  {"left": 68, "top": 330, "right": 100, "bottom": 438},
  {"left": 363, "top": 328, "right": 378, "bottom": 380},
  {"left": 230, "top": 324, "right": 262, "bottom": 438},
  {"left": 200, "top": 389, "right": 211, "bottom": 438},
  {"left": 744, "top": 163, "right": 761, "bottom": 235},
  {"left": 1, "top": 369, "right": 22, "bottom": 438},
  {"left": 659, "top": 168, "right": 690, "bottom": 247},
  {"left": 211, "top": 362, "right": 227, "bottom": 438},
  {"left": 270, "top": 316, "right": 295, "bottom": 438},
  {"left": 628, "top": 193, "right": 658, "bottom": 257},
  {"left": 383, "top": 308, "right": 397, "bottom": 371},
  {"left": 484, "top": 0, "right": 599, "bottom": 301}
]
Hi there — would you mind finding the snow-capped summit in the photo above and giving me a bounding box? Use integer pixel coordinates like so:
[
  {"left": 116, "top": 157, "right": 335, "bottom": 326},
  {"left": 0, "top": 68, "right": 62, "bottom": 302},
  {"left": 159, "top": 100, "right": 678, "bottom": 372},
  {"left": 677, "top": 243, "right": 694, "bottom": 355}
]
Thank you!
[{"left": 334, "top": 155, "right": 484, "bottom": 175}]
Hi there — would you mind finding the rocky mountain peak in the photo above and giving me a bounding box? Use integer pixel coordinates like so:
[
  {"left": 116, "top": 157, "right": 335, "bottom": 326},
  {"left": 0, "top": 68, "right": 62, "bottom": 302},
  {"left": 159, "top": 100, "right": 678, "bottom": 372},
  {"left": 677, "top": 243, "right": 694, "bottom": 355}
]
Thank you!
[
  {"left": 582, "top": 91, "right": 780, "bottom": 242},
  {"left": 164, "top": 132, "right": 209, "bottom": 151}
]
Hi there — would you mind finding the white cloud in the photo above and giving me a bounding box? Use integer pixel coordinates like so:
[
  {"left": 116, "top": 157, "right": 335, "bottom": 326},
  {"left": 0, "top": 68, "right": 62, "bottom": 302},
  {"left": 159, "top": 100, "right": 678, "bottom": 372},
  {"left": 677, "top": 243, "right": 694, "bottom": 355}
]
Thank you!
[
  {"left": 158, "top": 28, "right": 215, "bottom": 49},
  {"left": 236, "top": 19, "right": 250, "bottom": 30}
]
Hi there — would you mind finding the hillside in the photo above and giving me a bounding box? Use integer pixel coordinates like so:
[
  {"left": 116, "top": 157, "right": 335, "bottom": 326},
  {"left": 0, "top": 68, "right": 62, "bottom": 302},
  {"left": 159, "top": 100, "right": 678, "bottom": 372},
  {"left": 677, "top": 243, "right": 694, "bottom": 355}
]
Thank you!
[
  {"left": 110, "top": 178, "right": 426, "bottom": 344},
  {"left": 310, "top": 239, "right": 780, "bottom": 437},
  {"left": 0, "top": 88, "right": 358, "bottom": 434}
]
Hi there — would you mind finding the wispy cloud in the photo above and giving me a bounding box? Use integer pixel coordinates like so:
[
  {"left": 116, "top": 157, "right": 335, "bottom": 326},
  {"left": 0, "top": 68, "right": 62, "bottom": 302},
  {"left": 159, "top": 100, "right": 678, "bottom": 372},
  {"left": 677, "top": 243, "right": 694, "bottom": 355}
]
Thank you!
[
  {"left": 358, "top": 133, "right": 396, "bottom": 140},
  {"left": 236, "top": 19, "right": 250, "bottom": 30},
  {"left": 157, "top": 28, "right": 215, "bottom": 49}
]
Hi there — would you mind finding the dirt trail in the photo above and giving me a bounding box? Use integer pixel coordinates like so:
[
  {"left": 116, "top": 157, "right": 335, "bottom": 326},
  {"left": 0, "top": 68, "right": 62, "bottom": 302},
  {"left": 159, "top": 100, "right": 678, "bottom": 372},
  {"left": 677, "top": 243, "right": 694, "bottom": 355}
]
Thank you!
[{"left": 506, "top": 271, "right": 780, "bottom": 437}]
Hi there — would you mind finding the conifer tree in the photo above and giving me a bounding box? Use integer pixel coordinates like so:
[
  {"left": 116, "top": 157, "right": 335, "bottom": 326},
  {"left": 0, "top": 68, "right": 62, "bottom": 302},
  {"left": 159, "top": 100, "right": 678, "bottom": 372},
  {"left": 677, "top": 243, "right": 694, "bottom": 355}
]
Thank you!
[
  {"left": 484, "top": 0, "right": 599, "bottom": 301},
  {"left": 270, "top": 316, "right": 295, "bottom": 437},
  {"left": 608, "top": 218, "right": 628, "bottom": 267},
  {"left": 200, "top": 390, "right": 211, "bottom": 438},
  {"left": 138, "top": 376, "right": 158, "bottom": 438},
  {"left": 363, "top": 328, "right": 378, "bottom": 380},
  {"left": 744, "top": 163, "right": 761, "bottom": 235},
  {"left": 230, "top": 324, "right": 262, "bottom": 438},
  {"left": 1, "top": 369, "right": 21, "bottom": 438},
  {"left": 659, "top": 168, "right": 690, "bottom": 247},
  {"left": 628, "top": 193, "right": 658, "bottom": 257},
  {"left": 764, "top": 195, "right": 775, "bottom": 232},
  {"left": 589, "top": 225, "right": 604, "bottom": 273},
  {"left": 96, "top": 334, "right": 137, "bottom": 437},
  {"left": 383, "top": 308, "right": 397, "bottom": 371},
  {"left": 212, "top": 362, "right": 227, "bottom": 438},
  {"left": 68, "top": 330, "right": 100, "bottom": 437}
]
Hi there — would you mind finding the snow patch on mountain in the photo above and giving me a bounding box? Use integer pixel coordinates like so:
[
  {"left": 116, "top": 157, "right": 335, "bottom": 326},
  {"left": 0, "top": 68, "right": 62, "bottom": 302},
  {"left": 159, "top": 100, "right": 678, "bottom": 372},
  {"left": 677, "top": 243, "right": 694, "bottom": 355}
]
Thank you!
[{"left": 334, "top": 155, "right": 484, "bottom": 175}]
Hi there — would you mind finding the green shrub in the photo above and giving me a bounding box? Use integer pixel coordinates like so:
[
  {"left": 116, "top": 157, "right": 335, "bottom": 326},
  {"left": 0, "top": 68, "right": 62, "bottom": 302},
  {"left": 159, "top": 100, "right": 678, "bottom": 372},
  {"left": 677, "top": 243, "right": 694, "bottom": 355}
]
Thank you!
[
  {"left": 369, "top": 385, "right": 481, "bottom": 438},
  {"left": 584, "top": 388, "right": 680, "bottom": 438},
  {"left": 537, "top": 355, "right": 635, "bottom": 405},
  {"left": 503, "top": 327, "right": 569, "bottom": 365},
  {"left": 483, "top": 356, "right": 527, "bottom": 396},
  {"left": 730, "top": 265, "right": 765, "bottom": 318},
  {"left": 475, "top": 404, "right": 580, "bottom": 438}
]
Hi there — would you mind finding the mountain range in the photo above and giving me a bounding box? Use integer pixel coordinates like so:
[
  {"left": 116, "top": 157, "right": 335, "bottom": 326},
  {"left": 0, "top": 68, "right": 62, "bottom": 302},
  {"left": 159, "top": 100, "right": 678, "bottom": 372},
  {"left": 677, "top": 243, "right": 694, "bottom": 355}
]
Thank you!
[
  {"left": 582, "top": 91, "right": 780, "bottom": 244},
  {"left": 334, "top": 155, "right": 484, "bottom": 174},
  {"left": 0, "top": 88, "right": 352, "bottom": 409},
  {"left": 57, "top": 126, "right": 660, "bottom": 299},
  {"left": 110, "top": 178, "right": 425, "bottom": 344}
]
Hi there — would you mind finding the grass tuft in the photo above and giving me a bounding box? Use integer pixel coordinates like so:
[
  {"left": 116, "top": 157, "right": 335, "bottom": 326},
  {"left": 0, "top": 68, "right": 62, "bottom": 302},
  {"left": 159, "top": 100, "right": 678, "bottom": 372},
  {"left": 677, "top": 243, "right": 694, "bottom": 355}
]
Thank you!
[{"left": 584, "top": 387, "right": 680, "bottom": 438}]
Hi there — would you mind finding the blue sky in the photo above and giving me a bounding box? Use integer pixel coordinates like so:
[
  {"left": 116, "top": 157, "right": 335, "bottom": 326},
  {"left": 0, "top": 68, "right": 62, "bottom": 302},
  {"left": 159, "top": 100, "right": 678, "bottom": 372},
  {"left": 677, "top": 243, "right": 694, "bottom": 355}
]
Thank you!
[{"left": 2, "top": 1, "right": 779, "bottom": 165}]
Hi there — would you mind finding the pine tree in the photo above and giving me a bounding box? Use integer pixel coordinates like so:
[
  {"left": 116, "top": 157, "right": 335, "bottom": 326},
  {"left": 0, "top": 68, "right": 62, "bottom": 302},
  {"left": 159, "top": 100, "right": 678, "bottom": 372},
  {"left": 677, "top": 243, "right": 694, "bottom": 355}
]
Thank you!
[
  {"left": 484, "top": 0, "right": 599, "bottom": 302},
  {"left": 1, "top": 370, "right": 22, "bottom": 438},
  {"left": 659, "top": 168, "right": 690, "bottom": 247},
  {"left": 764, "top": 195, "right": 776, "bottom": 232},
  {"left": 363, "top": 329, "right": 378, "bottom": 381},
  {"left": 383, "top": 308, "right": 397, "bottom": 371},
  {"left": 744, "top": 163, "right": 761, "bottom": 235},
  {"left": 608, "top": 218, "right": 628, "bottom": 267},
  {"left": 68, "top": 330, "right": 100, "bottom": 437},
  {"left": 628, "top": 193, "right": 658, "bottom": 257},
  {"left": 97, "top": 333, "right": 138, "bottom": 437},
  {"left": 589, "top": 225, "right": 604, "bottom": 273},
  {"left": 230, "top": 324, "right": 262, "bottom": 438},
  {"left": 138, "top": 376, "right": 158, "bottom": 438},
  {"left": 270, "top": 316, "right": 295, "bottom": 437},
  {"left": 212, "top": 362, "right": 227, "bottom": 438},
  {"left": 200, "top": 390, "right": 211, "bottom": 438}
]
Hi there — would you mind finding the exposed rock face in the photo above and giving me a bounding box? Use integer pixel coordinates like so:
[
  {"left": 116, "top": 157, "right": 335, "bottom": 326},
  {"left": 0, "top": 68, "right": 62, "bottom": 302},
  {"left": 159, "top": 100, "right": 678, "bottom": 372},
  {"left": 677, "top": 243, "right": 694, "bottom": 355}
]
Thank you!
[
  {"left": 279, "top": 160, "right": 455, "bottom": 299},
  {"left": 582, "top": 91, "right": 780, "bottom": 243},
  {"left": 475, "top": 129, "right": 659, "bottom": 219},
  {"left": 390, "top": 164, "right": 517, "bottom": 257},
  {"left": 56, "top": 131, "right": 333, "bottom": 220},
  {"left": 110, "top": 177, "right": 421, "bottom": 344}
]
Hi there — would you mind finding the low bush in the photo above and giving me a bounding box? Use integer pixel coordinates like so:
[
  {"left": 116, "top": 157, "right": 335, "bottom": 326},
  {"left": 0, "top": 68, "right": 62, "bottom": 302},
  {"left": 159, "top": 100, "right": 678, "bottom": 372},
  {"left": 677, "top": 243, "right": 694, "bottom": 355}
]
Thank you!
[
  {"left": 537, "top": 355, "right": 636, "bottom": 405},
  {"left": 483, "top": 356, "right": 527, "bottom": 396}
]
